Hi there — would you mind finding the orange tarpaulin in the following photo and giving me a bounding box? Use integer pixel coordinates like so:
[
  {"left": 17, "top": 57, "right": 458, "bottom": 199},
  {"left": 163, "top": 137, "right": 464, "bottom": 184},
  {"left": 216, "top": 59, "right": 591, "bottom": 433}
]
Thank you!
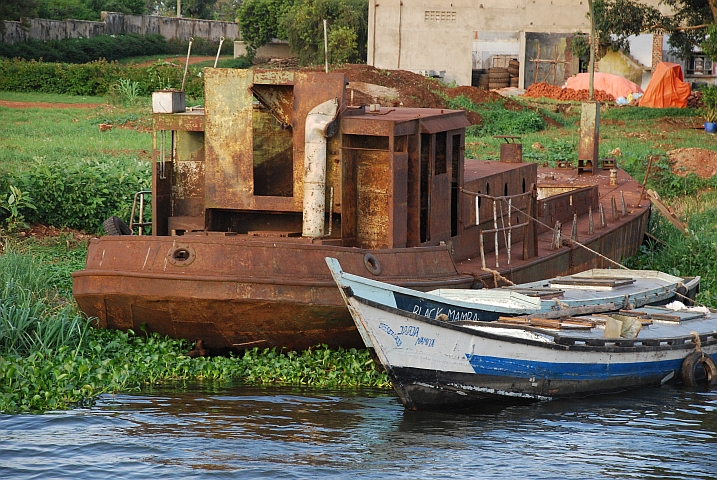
[
  {"left": 565, "top": 72, "right": 643, "bottom": 99},
  {"left": 639, "top": 62, "right": 691, "bottom": 108}
]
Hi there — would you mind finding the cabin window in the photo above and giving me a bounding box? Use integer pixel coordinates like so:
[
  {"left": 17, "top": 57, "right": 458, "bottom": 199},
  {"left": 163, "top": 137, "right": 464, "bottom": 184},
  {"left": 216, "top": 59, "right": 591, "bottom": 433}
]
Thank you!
[
  {"left": 394, "top": 136, "right": 407, "bottom": 152},
  {"left": 343, "top": 134, "right": 390, "bottom": 150},
  {"left": 253, "top": 105, "right": 294, "bottom": 197},
  {"left": 504, "top": 183, "right": 508, "bottom": 197},
  {"left": 451, "top": 134, "right": 460, "bottom": 236},
  {"left": 434, "top": 132, "right": 447, "bottom": 175},
  {"left": 420, "top": 133, "right": 431, "bottom": 243},
  {"left": 522, "top": 178, "right": 526, "bottom": 193}
]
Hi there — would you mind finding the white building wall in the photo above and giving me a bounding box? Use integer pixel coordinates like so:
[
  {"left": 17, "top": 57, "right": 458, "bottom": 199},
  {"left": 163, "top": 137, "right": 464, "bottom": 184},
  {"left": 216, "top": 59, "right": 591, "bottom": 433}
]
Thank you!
[{"left": 368, "top": 0, "right": 665, "bottom": 86}]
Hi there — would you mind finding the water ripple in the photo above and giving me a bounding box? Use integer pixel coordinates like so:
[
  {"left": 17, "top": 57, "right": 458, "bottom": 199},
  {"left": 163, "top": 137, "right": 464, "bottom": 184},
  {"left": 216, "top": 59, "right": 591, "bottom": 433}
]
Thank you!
[{"left": 1, "top": 384, "right": 716, "bottom": 479}]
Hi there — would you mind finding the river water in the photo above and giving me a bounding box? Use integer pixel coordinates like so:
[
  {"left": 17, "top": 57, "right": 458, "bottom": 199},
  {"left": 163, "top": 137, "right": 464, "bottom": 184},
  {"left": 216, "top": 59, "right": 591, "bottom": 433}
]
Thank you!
[{"left": 1, "top": 383, "right": 716, "bottom": 479}]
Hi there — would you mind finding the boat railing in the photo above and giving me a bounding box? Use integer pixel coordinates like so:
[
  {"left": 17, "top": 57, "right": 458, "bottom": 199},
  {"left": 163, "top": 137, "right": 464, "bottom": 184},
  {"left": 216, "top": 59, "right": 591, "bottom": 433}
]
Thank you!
[
  {"left": 130, "top": 190, "right": 152, "bottom": 235},
  {"left": 461, "top": 188, "right": 537, "bottom": 269}
]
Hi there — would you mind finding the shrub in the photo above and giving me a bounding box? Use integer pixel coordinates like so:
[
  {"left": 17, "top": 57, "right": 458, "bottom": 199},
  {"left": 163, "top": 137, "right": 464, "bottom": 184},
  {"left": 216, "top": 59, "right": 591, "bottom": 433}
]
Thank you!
[
  {"left": 449, "top": 96, "right": 546, "bottom": 136},
  {"left": 15, "top": 156, "right": 151, "bottom": 233},
  {"left": 0, "top": 58, "right": 204, "bottom": 98},
  {"left": 0, "top": 34, "right": 169, "bottom": 63}
]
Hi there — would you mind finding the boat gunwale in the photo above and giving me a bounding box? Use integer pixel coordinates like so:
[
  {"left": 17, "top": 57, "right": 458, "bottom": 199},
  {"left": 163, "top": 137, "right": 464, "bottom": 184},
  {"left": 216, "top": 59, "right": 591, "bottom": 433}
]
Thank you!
[
  {"left": 71, "top": 269, "right": 476, "bottom": 287},
  {"left": 348, "top": 293, "right": 717, "bottom": 355}
]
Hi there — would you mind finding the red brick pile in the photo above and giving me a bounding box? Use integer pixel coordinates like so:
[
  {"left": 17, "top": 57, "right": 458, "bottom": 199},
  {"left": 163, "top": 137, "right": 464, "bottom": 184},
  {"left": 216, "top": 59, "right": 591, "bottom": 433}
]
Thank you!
[{"left": 523, "top": 82, "right": 615, "bottom": 102}]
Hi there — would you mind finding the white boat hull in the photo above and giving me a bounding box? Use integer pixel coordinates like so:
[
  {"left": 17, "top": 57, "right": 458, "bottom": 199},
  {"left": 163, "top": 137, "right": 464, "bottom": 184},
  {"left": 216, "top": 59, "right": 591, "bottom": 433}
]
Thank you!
[{"left": 327, "top": 258, "right": 717, "bottom": 410}]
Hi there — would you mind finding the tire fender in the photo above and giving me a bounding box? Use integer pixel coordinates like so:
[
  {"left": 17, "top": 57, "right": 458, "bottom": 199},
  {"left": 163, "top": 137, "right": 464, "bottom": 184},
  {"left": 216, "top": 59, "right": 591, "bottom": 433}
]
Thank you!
[{"left": 681, "top": 351, "right": 717, "bottom": 387}]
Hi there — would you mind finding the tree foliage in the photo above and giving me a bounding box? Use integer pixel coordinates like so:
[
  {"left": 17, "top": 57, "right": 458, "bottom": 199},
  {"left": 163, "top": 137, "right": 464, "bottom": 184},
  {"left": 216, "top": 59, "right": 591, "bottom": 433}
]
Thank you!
[
  {"left": 0, "top": 0, "right": 40, "bottom": 34},
  {"left": 182, "top": 0, "right": 219, "bottom": 18},
  {"left": 592, "top": 0, "right": 663, "bottom": 54},
  {"left": 589, "top": 0, "right": 717, "bottom": 61},
  {"left": 237, "top": 0, "right": 294, "bottom": 59},
  {"left": 282, "top": 0, "right": 368, "bottom": 65},
  {"left": 661, "top": 0, "right": 717, "bottom": 60}
]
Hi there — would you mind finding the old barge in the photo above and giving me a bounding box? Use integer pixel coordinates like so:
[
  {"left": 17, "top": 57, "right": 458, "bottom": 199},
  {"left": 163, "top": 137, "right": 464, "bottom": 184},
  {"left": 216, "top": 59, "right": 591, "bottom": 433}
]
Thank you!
[{"left": 72, "top": 69, "right": 651, "bottom": 352}]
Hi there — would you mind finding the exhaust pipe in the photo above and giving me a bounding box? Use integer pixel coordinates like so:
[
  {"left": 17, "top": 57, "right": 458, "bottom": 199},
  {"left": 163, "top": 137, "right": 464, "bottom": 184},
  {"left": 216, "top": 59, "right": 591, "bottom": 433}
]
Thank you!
[{"left": 302, "top": 98, "right": 339, "bottom": 238}]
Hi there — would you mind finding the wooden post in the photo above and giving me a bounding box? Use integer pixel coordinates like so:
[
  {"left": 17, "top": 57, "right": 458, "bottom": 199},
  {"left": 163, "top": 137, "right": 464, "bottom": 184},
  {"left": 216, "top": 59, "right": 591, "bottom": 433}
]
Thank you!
[
  {"left": 507, "top": 198, "right": 512, "bottom": 265},
  {"left": 523, "top": 191, "right": 533, "bottom": 260},
  {"left": 493, "top": 200, "right": 499, "bottom": 268},
  {"left": 611, "top": 196, "right": 618, "bottom": 222}
]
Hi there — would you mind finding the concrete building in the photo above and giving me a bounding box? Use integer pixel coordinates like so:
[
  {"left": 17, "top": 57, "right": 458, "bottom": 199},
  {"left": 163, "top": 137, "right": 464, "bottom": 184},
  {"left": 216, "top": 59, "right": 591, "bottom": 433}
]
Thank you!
[{"left": 366, "top": 0, "right": 691, "bottom": 89}]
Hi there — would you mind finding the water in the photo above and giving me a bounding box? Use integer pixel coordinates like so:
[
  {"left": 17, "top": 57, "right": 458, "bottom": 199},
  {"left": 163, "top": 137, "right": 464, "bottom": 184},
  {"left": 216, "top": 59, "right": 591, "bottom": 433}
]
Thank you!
[{"left": 1, "top": 384, "right": 716, "bottom": 479}]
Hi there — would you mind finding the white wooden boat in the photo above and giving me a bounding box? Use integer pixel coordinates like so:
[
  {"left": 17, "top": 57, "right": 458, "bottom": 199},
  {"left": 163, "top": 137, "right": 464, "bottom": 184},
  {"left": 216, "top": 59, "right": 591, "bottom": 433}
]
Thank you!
[{"left": 326, "top": 258, "right": 717, "bottom": 410}]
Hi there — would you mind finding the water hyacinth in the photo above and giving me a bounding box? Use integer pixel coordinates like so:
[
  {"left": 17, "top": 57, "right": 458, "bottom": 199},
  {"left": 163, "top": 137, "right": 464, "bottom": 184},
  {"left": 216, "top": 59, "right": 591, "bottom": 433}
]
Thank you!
[{"left": 0, "top": 245, "right": 389, "bottom": 413}]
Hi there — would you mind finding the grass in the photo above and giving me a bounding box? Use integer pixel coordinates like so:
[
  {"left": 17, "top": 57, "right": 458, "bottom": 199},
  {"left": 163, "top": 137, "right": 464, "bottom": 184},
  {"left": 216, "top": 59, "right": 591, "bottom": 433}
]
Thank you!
[
  {"left": 465, "top": 103, "right": 712, "bottom": 194},
  {"left": 0, "top": 100, "right": 151, "bottom": 177}
]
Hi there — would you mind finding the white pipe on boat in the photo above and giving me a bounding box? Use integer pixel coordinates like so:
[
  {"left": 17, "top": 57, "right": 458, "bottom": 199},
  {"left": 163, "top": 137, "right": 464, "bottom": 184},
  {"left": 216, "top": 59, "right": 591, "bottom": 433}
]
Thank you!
[{"left": 303, "top": 98, "right": 339, "bottom": 238}]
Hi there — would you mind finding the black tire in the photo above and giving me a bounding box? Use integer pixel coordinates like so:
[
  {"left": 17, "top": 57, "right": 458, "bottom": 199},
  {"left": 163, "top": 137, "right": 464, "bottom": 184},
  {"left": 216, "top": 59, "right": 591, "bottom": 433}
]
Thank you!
[
  {"left": 363, "top": 253, "right": 383, "bottom": 276},
  {"left": 489, "top": 82, "right": 510, "bottom": 89},
  {"left": 103, "top": 216, "right": 132, "bottom": 236},
  {"left": 681, "top": 351, "right": 717, "bottom": 387},
  {"left": 489, "top": 67, "right": 508, "bottom": 74}
]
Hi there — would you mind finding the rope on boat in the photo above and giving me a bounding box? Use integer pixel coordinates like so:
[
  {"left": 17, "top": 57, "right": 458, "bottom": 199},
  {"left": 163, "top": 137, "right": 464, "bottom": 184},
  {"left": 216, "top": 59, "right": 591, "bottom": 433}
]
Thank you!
[
  {"left": 691, "top": 331, "right": 703, "bottom": 355},
  {"left": 481, "top": 267, "right": 515, "bottom": 286}
]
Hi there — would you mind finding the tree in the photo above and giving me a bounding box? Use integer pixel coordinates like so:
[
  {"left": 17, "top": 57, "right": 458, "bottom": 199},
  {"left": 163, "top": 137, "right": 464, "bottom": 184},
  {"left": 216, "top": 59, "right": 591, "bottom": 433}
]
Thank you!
[
  {"left": 592, "top": 0, "right": 663, "bottom": 54},
  {"left": 661, "top": 0, "right": 717, "bottom": 60},
  {"left": 237, "top": 0, "right": 294, "bottom": 59},
  {"left": 183, "top": 0, "right": 219, "bottom": 18},
  {"left": 282, "top": 0, "right": 368, "bottom": 65},
  {"left": 0, "top": 0, "right": 39, "bottom": 34},
  {"left": 588, "top": 0, "right": 717, "bottom": 61},
  {"left": 37, "top": 0, "right": 94, "bottom": 20}
]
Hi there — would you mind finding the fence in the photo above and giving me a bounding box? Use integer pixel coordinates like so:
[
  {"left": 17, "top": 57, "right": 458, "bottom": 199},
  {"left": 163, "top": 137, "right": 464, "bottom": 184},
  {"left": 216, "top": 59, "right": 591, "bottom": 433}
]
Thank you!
[{"left": 0, "top": 12, "right": 239, "bottom": 45}]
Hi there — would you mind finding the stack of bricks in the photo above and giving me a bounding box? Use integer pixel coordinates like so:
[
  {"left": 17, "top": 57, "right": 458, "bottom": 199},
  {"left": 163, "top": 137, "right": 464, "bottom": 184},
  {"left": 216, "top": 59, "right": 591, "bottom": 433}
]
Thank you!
[{"left": 652, "top": 34, "right": 664, "bottom": 68}]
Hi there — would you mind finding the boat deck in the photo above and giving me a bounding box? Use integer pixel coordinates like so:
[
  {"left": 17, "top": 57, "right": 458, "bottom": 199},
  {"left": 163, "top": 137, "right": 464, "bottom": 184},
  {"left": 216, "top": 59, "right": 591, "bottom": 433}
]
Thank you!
[{"left": 461, "top": 305, "right": 717, "bottom": 346}]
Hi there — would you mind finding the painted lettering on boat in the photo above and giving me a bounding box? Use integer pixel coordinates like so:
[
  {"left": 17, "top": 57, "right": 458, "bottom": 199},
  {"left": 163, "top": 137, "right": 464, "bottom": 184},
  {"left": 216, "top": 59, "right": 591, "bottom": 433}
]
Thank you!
[
  {"left": 379, "top": 322, "right": 402, "bottom": 346},
  {"left": 415, "top": 337, "right": 435, "bottom": 347},
  {"left": 411, "top": 304, "right": 480, "bottom": 321},
  {"left": 399, "top": 325, "right": 420, "bottom": 337}
]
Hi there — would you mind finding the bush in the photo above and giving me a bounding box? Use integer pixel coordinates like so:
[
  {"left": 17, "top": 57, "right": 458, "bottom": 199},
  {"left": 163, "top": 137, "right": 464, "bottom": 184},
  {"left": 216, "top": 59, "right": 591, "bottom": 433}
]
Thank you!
[
  {"left": 15, "top": 156, "right": 151, "bottom": 233},
  {"left": 0, "top": 34, "right": 169, "bottom": 63},
  {"left": 0, "top": 58, "right": 204, "bottom": 98},
  {"left": 0, "top": 34, "right": 234, "bottom": 64},
  {"left": 449, "top": 96, "right": 546, "bottom": 136}
]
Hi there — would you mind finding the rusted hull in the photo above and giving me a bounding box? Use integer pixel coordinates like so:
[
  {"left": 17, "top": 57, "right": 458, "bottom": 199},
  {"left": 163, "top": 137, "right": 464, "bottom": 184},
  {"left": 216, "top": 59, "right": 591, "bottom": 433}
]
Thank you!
[{"left": 72, "top": 238, "right": 474, "bottom": 351}]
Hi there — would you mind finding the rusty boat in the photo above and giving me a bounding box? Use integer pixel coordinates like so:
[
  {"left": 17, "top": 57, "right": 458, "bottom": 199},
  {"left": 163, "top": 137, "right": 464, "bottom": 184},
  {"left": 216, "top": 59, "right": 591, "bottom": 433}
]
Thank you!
[{"left": 72, "top": 69, "right": 651, "bottom": 352}]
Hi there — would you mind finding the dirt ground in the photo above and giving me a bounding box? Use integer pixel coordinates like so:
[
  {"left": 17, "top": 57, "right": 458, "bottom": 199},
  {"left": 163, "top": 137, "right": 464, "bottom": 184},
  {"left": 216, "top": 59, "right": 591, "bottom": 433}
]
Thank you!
[
  {"left": 19, "top": 224, "right": 94, "bottom": 242},
  {"left": 134, "top": 56, "right": 222, "bottom": 66},
  {"left": 668, "top": 148, "right": 717, "bottom": 178},
  {"left": 0, "top": 100, "right": 104, "bottom": 109}
]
